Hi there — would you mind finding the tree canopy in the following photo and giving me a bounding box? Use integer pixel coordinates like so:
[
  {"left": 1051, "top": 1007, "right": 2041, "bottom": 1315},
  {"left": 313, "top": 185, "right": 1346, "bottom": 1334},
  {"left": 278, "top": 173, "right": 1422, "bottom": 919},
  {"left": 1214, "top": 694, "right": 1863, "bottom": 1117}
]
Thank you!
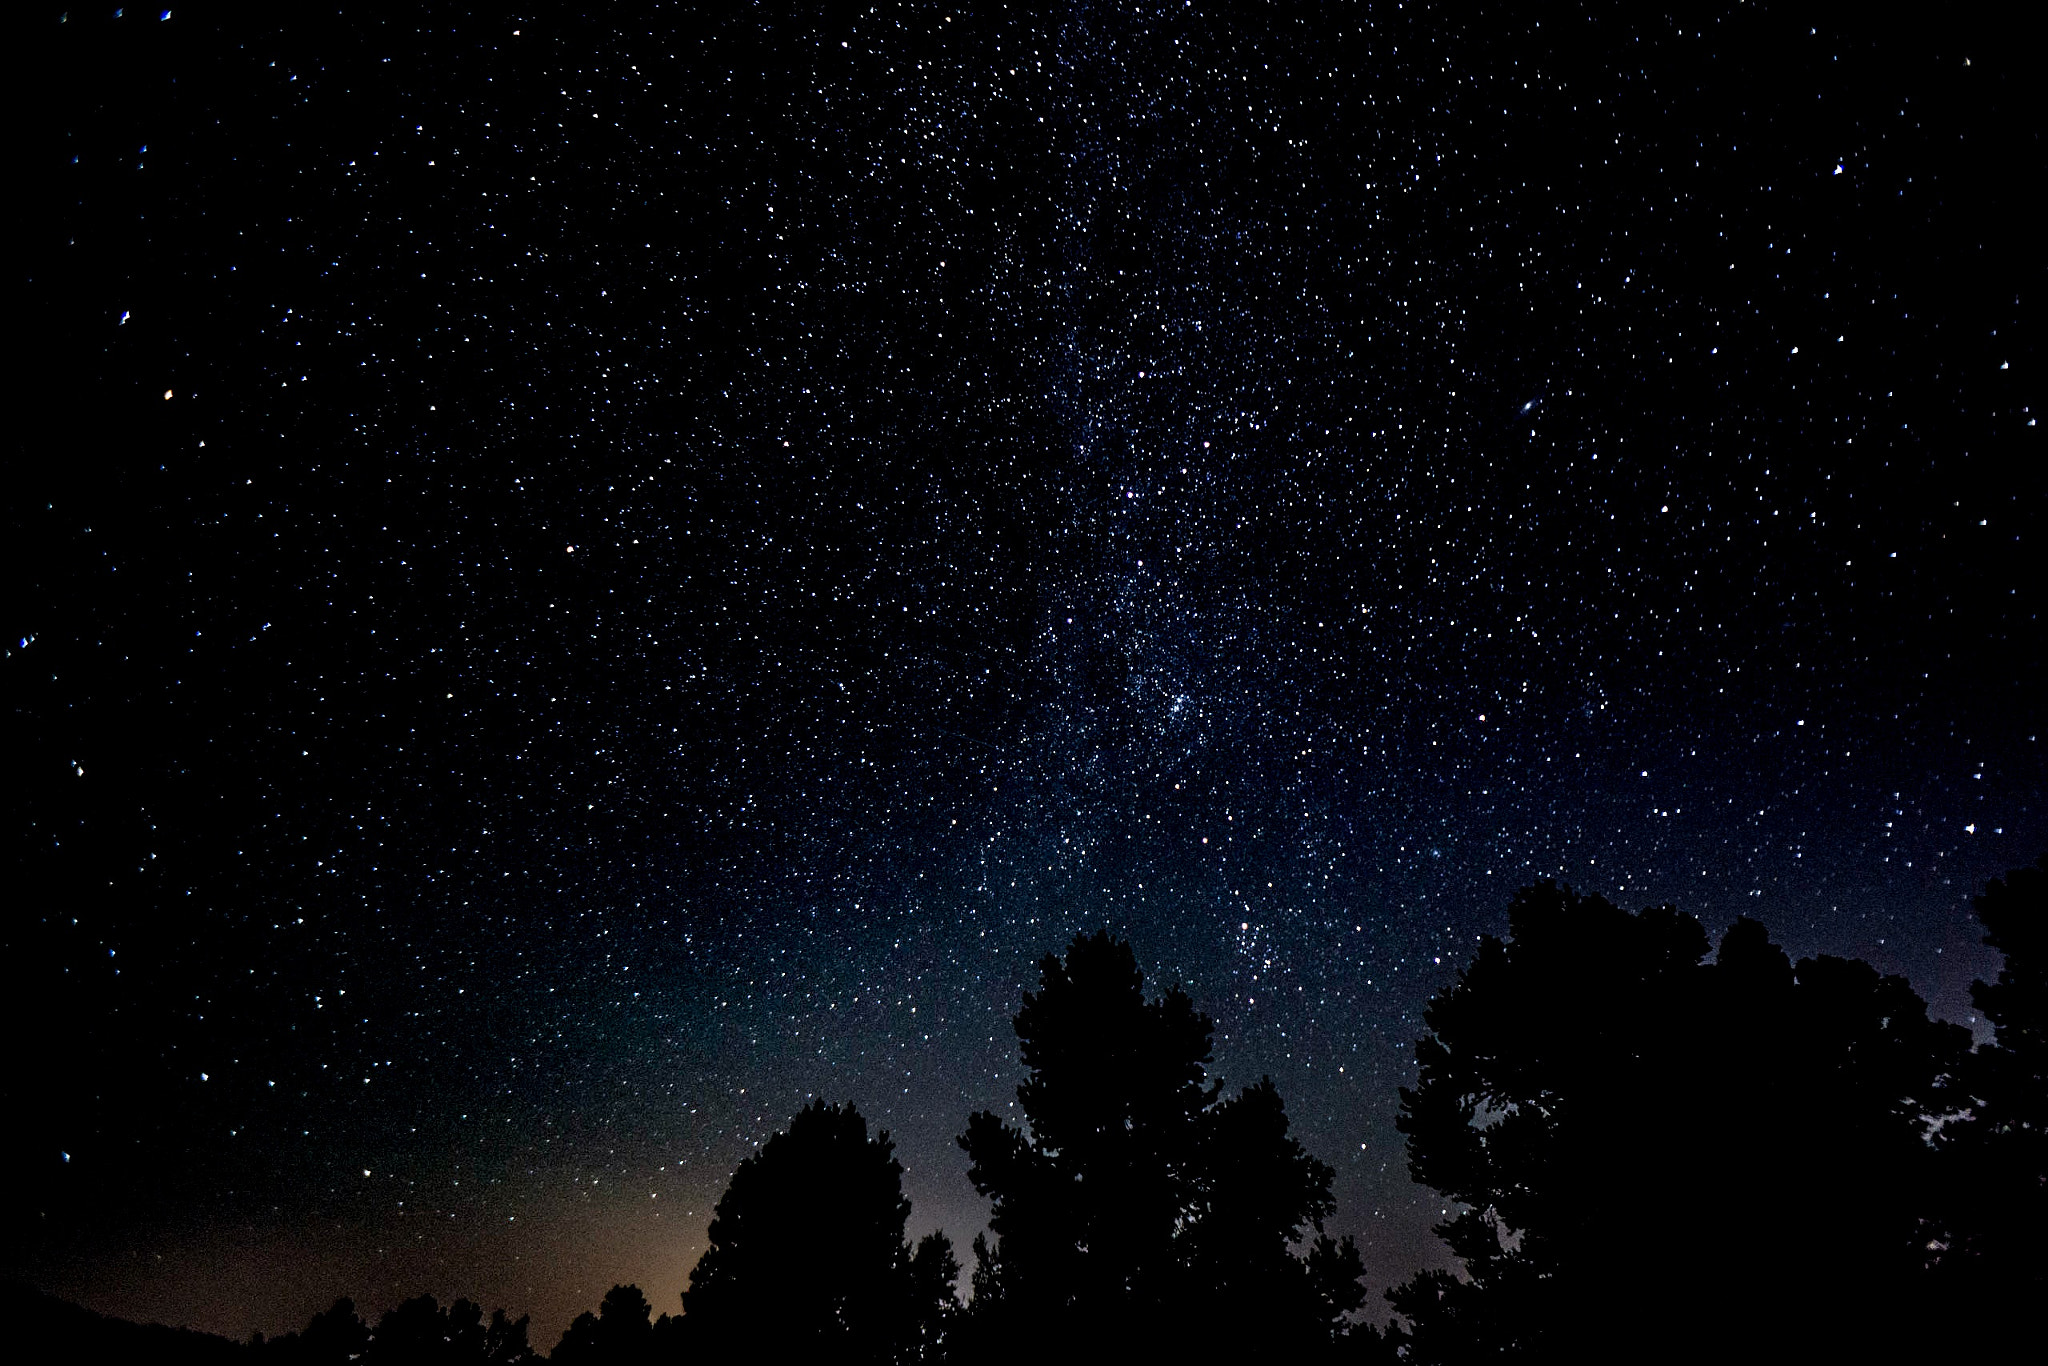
[
  {"left": 1388, "top": 881, "right": 1980, "bottom": 1362},
  {"left": 957, "top": 930, "right": 1374, "bottom": 1362},
  {"left": 1927, "top": 856, "right": 2048, "bottom": 1333},
  {"left": 250, "top": 1294, "right": 531, "bottom": 1366},
  {"left": 681, "top": 1097, "right": 955, "bottom": 1364},
  {"left": 549, "top": 1285, "right": 667, "bottom": 1366}
]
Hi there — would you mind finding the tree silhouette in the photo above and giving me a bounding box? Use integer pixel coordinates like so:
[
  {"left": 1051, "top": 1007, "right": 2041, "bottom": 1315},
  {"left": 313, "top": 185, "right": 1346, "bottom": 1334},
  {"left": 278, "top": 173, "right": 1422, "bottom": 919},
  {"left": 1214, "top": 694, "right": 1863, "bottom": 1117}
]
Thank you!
[
  {"left": 1388, "top": 883, "right": 1971, "bottom": 1363},
  {"left": 682, "top": 1098, "right": 955, "bottom": 1364},
  {"left": 957, "top": 931, "right": 1370, "bottom": 1361},
  {"left": 903, "top": 1231, "right": 961, "bottom": 1364},
  {"left": 1186, "top": 1078, "right": 1374, "bottom": 1356},
  {"left": 476, "top": 1307, "right": 533, "bottom": 1365},
  {"left": 1971, "top": 857, "right": 2047, "bottom": 1064},
  {"left": 550, "top": 1284, "right": 657, "bottom": 1366},
  {"left": 245, "top": 1293, "right": 530, "bottom": 1366},
  {"left": 1929, "top": 856, "right": 2048, "bottom": 1339},
  {"left": 262, "top": 1296, "right": 372, "bottom": 1365},
  {"left": 366, "top": 1295, "right": 463, "bottom": 1365},
  {"left": 957, "top": 929, "right": 1213, "bottom": 1351},
  {"left": 355, "top": 1295, "right": 532, "bottom": 1366}
]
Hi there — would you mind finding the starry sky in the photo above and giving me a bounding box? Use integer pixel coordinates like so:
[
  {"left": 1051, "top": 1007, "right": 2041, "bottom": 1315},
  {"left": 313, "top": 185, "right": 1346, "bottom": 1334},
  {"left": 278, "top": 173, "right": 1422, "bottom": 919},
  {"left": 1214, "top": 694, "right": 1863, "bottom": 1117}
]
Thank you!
[{"left": 10, "top": 1, "right": 2040, "bottom": 1346}]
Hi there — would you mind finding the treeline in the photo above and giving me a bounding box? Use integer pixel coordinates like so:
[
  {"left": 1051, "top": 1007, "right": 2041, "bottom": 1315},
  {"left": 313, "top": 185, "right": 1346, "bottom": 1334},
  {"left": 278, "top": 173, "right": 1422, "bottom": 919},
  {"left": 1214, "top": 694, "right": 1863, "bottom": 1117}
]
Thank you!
[
  {"left": 24, "top": 861, "right": 2043, "bottom": 1363},
  {"left": 1385, "top": 863, "right": 2042, "bottom": 1362}
]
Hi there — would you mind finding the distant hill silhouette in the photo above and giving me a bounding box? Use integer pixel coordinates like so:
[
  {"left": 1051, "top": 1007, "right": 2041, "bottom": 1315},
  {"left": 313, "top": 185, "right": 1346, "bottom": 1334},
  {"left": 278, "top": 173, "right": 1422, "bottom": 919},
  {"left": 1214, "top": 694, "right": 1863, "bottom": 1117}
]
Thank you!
[{"left": 4, "top": 1281, "right": 252, "bottom": 1365}]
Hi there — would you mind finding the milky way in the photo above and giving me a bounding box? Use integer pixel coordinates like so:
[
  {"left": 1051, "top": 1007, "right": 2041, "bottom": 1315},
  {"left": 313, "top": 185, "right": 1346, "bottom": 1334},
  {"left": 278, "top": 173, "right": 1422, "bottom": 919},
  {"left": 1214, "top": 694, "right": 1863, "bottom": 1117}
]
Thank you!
[{"left": 12, "top": 4, "right": 2039, "bottom": 1344}]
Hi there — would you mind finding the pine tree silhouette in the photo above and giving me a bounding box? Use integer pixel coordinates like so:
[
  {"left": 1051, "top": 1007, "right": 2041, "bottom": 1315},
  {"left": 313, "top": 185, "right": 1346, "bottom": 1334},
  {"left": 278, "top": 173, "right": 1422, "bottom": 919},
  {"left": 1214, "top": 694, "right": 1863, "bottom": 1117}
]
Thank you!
[
  {"left": 682, "top": 1099, "right": 956, "bottom": 1364},
  {"left": 957, "top": 931, "right": 1371, "bottom": 1362}
]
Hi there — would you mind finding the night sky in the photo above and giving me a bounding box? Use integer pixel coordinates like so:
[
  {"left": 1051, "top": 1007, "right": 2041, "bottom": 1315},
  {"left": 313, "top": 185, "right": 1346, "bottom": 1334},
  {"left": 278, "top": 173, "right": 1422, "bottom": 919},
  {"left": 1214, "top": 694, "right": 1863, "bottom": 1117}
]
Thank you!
[{"left": 10, "top": 2, "right": 2040, "bottom": 1346}]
